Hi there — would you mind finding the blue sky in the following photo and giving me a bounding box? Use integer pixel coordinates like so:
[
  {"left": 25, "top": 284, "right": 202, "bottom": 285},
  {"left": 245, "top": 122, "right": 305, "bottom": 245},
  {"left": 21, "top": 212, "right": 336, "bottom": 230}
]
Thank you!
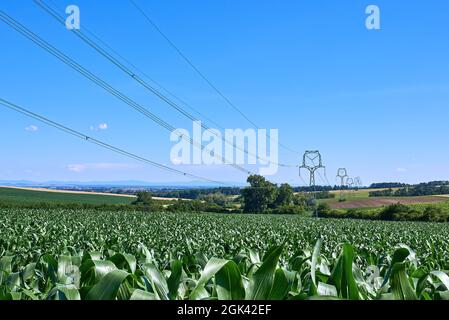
[{"left": 1, "top": 0, "right": 449, "bottom": 186}]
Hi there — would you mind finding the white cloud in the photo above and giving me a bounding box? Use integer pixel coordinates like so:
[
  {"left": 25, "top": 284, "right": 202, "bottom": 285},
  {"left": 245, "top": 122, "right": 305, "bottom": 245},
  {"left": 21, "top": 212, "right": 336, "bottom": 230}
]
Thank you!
[
  {"left": 90, "top": 123, "right": 108, "bottom": 131},
  {"left": 25, "top": 125, "right": 38, "bottom": 132},
  {"left": 171, "top": 157, "right": 183, "bottom": 165},
  {"left": 67, "top": 163, "right": 136, "bottom": 173},
  {"left": 67, "top": 164, "right": 87, "bottom": 173},
  {"left": 396, "top": 167, "right": 408, "bottom": 172}
]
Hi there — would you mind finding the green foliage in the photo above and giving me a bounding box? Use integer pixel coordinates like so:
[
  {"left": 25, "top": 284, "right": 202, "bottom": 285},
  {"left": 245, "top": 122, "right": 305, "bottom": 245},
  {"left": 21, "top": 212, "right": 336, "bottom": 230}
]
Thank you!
[
  {"left": 166, "top": 199, "right": 227, "bottom": 213},
  {"left": 379, "top": 203, "right": 411, "bottom": 221},
  {"left": 242, "top": 175, "right": 303, "bottom": 214},
  {"left": 199, "top": 192, "right": 229, "bottom": 207},
  {"left": 150, "top": 187, "right": 242, "bottom": 200},
  {"left": 0, "top": 187, "right": 133, "bottom": 205},
  {"left": 321, "top": 203, "right": 449, "bottom": 223},
  {"left": 132, "top": 191, "right": 153, "bottom": 206},
  {"left": 242, "top": 175, "right": 278, "bottom": 213},
  {"left": 370, "top": 181, "right": 449, "bottom": 197},
  {"left": 270, "top": 205, "right": 306, "bottom": 215},
  {"left": 317, "top": 203, "right": 332, "bottom": 217},
  {"left": 1, "top": 208, "right": 449, "bottom": 300},
  {"left": 274, "top": 184, "right": 294, "bottom": 207},
  {"left": 314, "top": 191, "right": 336, "bottom": 200}
]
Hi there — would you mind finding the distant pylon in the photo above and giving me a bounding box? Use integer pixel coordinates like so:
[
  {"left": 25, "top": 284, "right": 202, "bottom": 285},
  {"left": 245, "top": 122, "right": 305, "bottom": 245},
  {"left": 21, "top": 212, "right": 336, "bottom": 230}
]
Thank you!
[
  {"left": 299, "top": 151, "right": 326, "bottom": 187},
  {"left": 299, "top": 151, "right": 326, "bottom": 218},
  {"left": 336, "top": 168, "right": 348, "bottom": 201},
  {"left": 354, "top": 177, "right": 362, "bottom": 189},
  {"left": 346, "top": 177, "right": 355, "bottom": 199}
]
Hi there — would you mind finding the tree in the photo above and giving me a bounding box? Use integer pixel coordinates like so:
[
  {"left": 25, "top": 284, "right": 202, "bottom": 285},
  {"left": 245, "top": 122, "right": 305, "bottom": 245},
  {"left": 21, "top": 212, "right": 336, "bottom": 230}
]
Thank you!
[
  {"left": 274, "top": 183, "right": 294, "bottom": 207},
  {"left": 378, "top": 203, "right": 409, "bottom": 221},
  {"left": 241, "top": 175, "right": 277, "bottom": 213},
  {"left": 199, "top": 192, "right": 228, "bottom": 206},
  {"left": 132, "top": 191, "right": 154, "bottom": 206}
]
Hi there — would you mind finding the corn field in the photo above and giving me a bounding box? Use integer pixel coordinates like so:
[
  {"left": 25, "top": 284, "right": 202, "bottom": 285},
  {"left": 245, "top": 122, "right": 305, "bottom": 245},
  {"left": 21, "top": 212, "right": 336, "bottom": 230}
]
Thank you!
[{"left": 1, "top": 209, "right": 449, "bottom": 300}]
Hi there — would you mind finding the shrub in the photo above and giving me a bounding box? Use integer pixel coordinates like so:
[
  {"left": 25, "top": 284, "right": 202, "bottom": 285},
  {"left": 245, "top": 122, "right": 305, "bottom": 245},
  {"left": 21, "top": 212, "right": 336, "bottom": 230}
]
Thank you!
[
  {"left": 422, "top": 206, "right": 447, "bottom": 223},
  {"left": 379, "top": 203, "right": 410, "bottom": 221},
  {"left": 317, "top": 203, "right": 332, "bottom": 217},
  {"left": 270, "top": 205, "right": 306, "bottom": 215}
]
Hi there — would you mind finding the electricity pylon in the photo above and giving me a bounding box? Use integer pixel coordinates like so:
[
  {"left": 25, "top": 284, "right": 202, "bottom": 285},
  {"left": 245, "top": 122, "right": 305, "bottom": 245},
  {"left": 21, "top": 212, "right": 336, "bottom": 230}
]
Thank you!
[
  {"left": 346, "top": 177, "right": 355, "bottom": 199},
  {"left": 299, "top": 151, "right": 326, "bottom": 218},
  {"left": 336, "top": 168, "right": 348, "bottom": 201},
  {"left": 354, "top": 177, "right": 362, "bottom": 189},
  {"left": 346, "top": 177, "right": 354, "bottom": 187},
  {"left": 299, "top": 151, "right": 326, "bottom": 187}
]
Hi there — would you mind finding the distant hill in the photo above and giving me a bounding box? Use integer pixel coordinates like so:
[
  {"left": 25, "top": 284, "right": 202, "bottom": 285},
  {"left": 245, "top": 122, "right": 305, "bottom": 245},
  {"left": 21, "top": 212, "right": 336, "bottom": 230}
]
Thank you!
[{"left": 0, "top": 180, "right": 246, "bottom": 189}]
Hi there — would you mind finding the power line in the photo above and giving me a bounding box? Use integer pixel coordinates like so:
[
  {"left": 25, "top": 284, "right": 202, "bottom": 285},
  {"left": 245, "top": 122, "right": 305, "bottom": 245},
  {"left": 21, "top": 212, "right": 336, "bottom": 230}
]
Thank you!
[
  {"left": 0, "top": 9, "right": 251, "bottom": 176},
  {"left": 128, "top": 0, "right": 299, "bottom": 156},
  {"left": 44, "top": 0, "right": 224, "bottom": 132},
  {"left": 33, "top": 0, "right": 296, "bottom": 169},
  {"left": 0, "top": 97, "right": 227, "bottom": 185}
]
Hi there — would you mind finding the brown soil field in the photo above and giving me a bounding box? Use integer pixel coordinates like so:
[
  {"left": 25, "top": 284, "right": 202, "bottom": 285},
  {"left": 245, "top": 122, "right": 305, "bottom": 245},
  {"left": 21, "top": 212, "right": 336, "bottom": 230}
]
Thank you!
[{"left": 330, "top": 196, "right": 448, "bottom": 209}]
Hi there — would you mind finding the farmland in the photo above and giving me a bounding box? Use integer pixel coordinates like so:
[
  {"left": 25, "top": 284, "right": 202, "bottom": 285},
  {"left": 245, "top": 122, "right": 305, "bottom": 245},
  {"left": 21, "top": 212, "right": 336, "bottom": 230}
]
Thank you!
[
  {"left": 329, "top": 196, "right": 447, "bottom": 210},
  {"left": 1, "top": 208, "right": 449, "bottom": 300},
  {"left": 324, "top": 189, "right": 449, "bottom": 209},
  {"left": 0, "top": 187, "right": 134, "bottom": 206}
]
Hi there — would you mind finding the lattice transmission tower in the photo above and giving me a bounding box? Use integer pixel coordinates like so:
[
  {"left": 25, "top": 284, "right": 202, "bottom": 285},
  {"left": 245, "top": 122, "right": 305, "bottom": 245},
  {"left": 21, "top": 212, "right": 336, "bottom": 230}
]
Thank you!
[
  {"left": 336, "top": 168, "right": 348, "bottom": 201},
  {"left": 346, "top": 177, "right": 355, "bottom": 199},
  {"left": 299, "top": 151, "right": 326, "bottom": 187},
  {"left": 299, "top": 151, "right": 326, "bottom": 218},
  {"left": 354, "top": 177, "right": 363, "bottom": 190}
]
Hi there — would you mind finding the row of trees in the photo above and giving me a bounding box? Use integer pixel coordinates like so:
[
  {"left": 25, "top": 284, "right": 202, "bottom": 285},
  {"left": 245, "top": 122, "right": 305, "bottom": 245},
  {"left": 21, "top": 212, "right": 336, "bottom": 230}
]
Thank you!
[
  {"left": 370, "top": 182, "right": 449, "bottom": 197},
  {"left": 369, "top": 182, "right": 409, "bottom": 189},
  {"left": 148, "top": 187, "right": 241, "bottom": 200},
  {"left": 241, "top": 175, "right": 311, "bottom": 214},
  {"left": 132, "top": 175, "right": 317, "bottom": 214}
]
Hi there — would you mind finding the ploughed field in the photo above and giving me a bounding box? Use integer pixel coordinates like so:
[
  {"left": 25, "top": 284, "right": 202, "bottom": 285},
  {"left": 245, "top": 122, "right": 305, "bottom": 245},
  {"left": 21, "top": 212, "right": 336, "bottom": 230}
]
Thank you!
[
  {"left": 1, "top": 208, "right": 449, "bottom": 300},
  {"left": 329, "top": 196, "right": 447, "bottom": 209}
]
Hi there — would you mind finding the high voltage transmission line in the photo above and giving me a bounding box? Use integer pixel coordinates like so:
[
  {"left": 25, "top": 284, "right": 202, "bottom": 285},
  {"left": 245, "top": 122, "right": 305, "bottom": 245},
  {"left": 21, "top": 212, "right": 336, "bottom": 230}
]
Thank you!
[
  {"left": 0, "top": 10, "right": 252, "bottom": 176},
  {"left": 43, "top": 0, "right": 225, "bottom": 132},
  {"left": 128, "top": 0, "right": 300, "bottom": 156},
  {"left": 0, "top": 97, "right": 227, "bottom": 185},
  {"left": 33, "top": 0, "right": 296, "bottom": 169}
]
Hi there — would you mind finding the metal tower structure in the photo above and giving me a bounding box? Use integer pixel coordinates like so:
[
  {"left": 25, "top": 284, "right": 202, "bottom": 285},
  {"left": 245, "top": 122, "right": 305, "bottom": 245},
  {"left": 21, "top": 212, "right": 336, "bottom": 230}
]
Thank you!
[
  {"left": 336, "top": 168, "right": 348, "bottom": 201},
  {"left": 299, "top": 151, "right": 326, "bottom": 187},
  {"left": 346, "top": 177, "right": 355, "bottom": 199},
  {"left": 354, "top": 177, "right": 363, "bottom": 189},
  {"left": 299, "top": 151, "right": 326, "bottom": 218},
  {"left": 346, "top": 178, "right": 354, "bottom": 187}
]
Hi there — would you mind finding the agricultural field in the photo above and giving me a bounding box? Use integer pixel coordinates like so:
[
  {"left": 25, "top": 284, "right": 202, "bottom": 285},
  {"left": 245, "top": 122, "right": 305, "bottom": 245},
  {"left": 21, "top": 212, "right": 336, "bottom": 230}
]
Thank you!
[
  {"left": 0, "top": 187, "right": 134, "bottom": 206},
  {"left": 329, "top": 196, "right": 448, "bottom": 210},
  {"left": 324, "top": 189, "right": 449, "bottom": 210},
  {"left": 1, "top": 208, "right": 449, "bottom": 300}
]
